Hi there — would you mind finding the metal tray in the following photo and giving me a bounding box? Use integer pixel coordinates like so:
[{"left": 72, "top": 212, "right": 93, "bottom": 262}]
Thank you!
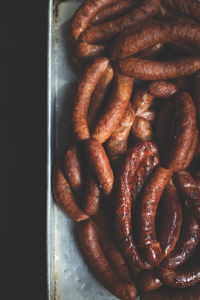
[{"left": 47, "top": 1, "right": 140, "bottom": 299}]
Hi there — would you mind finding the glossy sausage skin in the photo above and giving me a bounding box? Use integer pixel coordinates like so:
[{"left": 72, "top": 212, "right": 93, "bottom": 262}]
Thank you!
[
  {"left": 79, "top": 219, "right": 138, "bottom": 300},
  {"left": 80, "top": 0, "right": 161, "bottom": 44},
  {"left": 131, "top": 116, "right": 153, "bottom": 144},
  {"left": 165, "top": 91, "right": 197, "bottom": 172},
  {"left": 158, "top": 179, "right": 182, "bottom": 257},
  {"left": 71, "top": 57, "right": 109, "bottom": 142},
  {"left": 52, "top": 156, "right": 89, "bottom": 222},
  {"left": 115, "top": 141, "right": 159, "bottom": 269},
  {"left": 85, "top": 138, "right": 114, "bottom": 195},
  {"left": 137, "top": 166, "right": 173, "bottom": 266},
  {"left": 138, "top": 269, "right": 163, "bottom": 291},
  {"left": 92, "top": 71, "right": 134, "bottom": 144}
]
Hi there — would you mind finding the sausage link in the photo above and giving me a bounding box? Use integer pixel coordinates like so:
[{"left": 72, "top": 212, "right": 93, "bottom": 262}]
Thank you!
[
  {"left": 158, "top": 179, "right": 182, "bottom": 257},
  {"left": 117, "top": 56, "right": 200, "bottom": 81},
  {"left": 92, "top": 71, "right": 134, "bottom": 144},
  {"left": 140, "top": 109, "right": 157, "bottom": 125},
  {"left": 193, "top": 69, "right": 200, "bottom": 124},
  {"left": 79, "top": 219, "right": 138, "bottom": 300},
  {"left": 106, "top": 102, "right": 135, "bottom": 172},
  {"left": 80, "top": 0, "right": 161, "bottom": 44},
  {"left": 52, "top": 155, "right": 89, "bottom": 222},
  {"left": 91, "top": 208, "right": 116, "bottom": 241},
  {"left": 171, "top": 76, "right": 192, "bottom": 93},
  {"left": 63, "top": 138, "right": 84, "bottom": 195},
  {"left": 131, "top": 116, "right": 153, "bottom": 144},
  {"left": 136, "top": 43, "right": 164, "bottom": 60},
  {"left": 74, "top": 41, "right": 108, "bottom": 61},
  {"left": 82, "top": 167, "right": 102, "bottom": 215},
  {"left": 165, "top": 91, "right": 197, "bottom": 172},
  {"left": 114, "top": 141, "right": 159, "bottom": 269},
  {"left": 85, "top": 138, "right": 114, "bottom": 195},
  {"left": 138, "top": 269, "right": 163, "bottom": 291},
  {"left": 71, "top": 56, "right": 109, "bottom": 142},
  {"left": 88, "top": 63, "right": 114, "bottom": 130},
  {"left": 137, "top": 167, "right": 173, "bottom": 266},
  {"left": 193, "top": 133, "right": 200, "bottom": 163},
  {"left": 182, "top": 128, "right": 198, "bottom": 169}
]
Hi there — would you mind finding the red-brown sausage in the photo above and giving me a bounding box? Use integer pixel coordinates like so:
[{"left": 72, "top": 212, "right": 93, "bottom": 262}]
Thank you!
[
  {"left": 117, "top": 56, "right": 200, "bottom": 81},
  {"left": 91, "top": 208, "right": 116, "bottom": 241},
  {"left": 110, "top": 20, "right": 200, "bottom": 61},
  {"left": 139, "top": 109, "right": 157, "bottom": 125},
  {"left": 88, "top": 63, "right": 114, "bottom": 130},
  {"left": 131, "top": 116, "right": 153, "bottom": 144},
  {"left": 171, "top": 76, "right": 192, "bottom": 93},
  {"left": 79, "top": 219, "right": 138, "bottom": 300},
  {"left": 165, "top": 91, "right": 197, "bottom": 172},
  {"left": 193, "top": 69, "right": 200, "bottom": 124},
  {"left": 82, "top": 167, "right": 102, "bottom": 215},
  {"left": 85, "top": 138, "right": 114, "bottom": 195},
  {"left": 193, "top": 133, "right": 200, "bottom": 163},
  {"left": 106, "top": 102, "right": 135, "bottom": 172},
  {"left": 92, "top": 71, "right": 134, "bottom": 144},
  {"left": 158, "top": 179, "right": 182, "bottom": 257},
  {"left": 137, "top": 166, "right": 173, "bottom": 266},
  {"left": 138, "top": 269, "right": 163, "bottom": 291},
  {"left": 182, "top": 128, "right": 198, "bottom": 169},
  {"left": 63, "top": 138, "right": 84, "bottom": 195},
  {"left": 114, "top": 141, "right": 159, "bottom": 269},
  {"left": 136, "top": 43, "right": 164, "bottom": 60},
  {"left": 52, "top": 156, "right": 89, "bottom": 222},
  {"left": 71, "top": 56, "right": 109, "bottom": 142},
  {"left": 80, "top": 0, "right": 161, "bottom": 44},
  {"left": 74, "top": 41, "right": 108, "bottom": 62}
]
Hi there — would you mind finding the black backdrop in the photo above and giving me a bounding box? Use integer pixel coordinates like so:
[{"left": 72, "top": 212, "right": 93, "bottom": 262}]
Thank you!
[{"left": 0, "top": 1, "right": 48, "bottom": 299}]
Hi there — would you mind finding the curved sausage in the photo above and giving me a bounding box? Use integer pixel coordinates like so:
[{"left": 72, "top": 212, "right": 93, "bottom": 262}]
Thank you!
[
  {"left": 165, "top": 91, "right": 197, "bottom": 172},
  {"left": 52, "top": 155, "right": 89, "bottom": 222},
  {"left": 117, "top": 56, "right": 200, "bottom": 81},
  {"left": 193, "top": 69, "right": 200, "bottom": 124},
  {"left": 82, "top": 167, "right": 102, "bottom": 215},
  {"left": 139, "top": 109, "right": 157, "bottom": 125},
  {"left": 92, "top": 71, "right": 134, "bottom": 144},
  {"left": 88, "top": 63, "right": 114, "bottom": 130},
  {"left": 182, "top": 128, "right": 198, "bottom": 169},
  {"left": 136, "top": 166, "right": 173, "bottom": 266},
  {"left": 138, "top": 269, "right": 163, "bottom": 291},
  {"left": 63, "top": 138, "right": 84, "bottom": 195},
  {"left": 110, "top": 20, "right": 200, "bottom": 61},
  {"left": 114, "top": 141, "right": 160, "bottom": 269},
  {"left": 131, "top": 116, "right": 153, "bottom": 144},
  {"left": 74, "top": 41, "right": 108, "bottom": 62},
  {"left": 136, "top": 43, "right": 164, "bottom": 60},
  {"left": 79, "top": 219, "right": 138, "bottom": 300},
  {"left": 71, "top": 56, "right": 109, "bottom": 142},
  {"left": 84, "top": 138, "right": 114, "bottom": 195},
  {"left": 80, "top": 0, "right": 161, "bottom": 44},
  {"left": 158, "top": 179, "right": 182, "bottom": 257},
  {"left": 106, "top": 102, "right": 135, "bottom": 172}
]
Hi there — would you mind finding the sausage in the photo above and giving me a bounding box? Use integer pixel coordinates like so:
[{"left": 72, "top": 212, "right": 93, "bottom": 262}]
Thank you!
[
  {"left": 158, "top": 179, "right": 182, "bottom": 257},
  {"left": 131, "top": 116, "right": 153, "bottom": 144},
  {"left": 136, "top": 166, "right": 173, "bottom": 266},
  {"left": 106, "top": 102, "right": 135, "bottom": 172},
  {"left": 138, "top": 269, "right": 163, "bottom": 291},
  {"left": 82, "top": 167, "right": 102, "bottom": 215},
  {"left": 88, "top": 63, "right": 114, "bottom": 130},
  {"left": 52, "top": 155, "right": 89, "bottom": 222},
  {"left": 70, "top": 51, "right": 87, "bottom": 74},
  {"left": 91, "top": 208, "right": 116, "bottom": 241},
  {"left": 63, "top": 138, "right": 84, "bottom": 195},
  {"left": 79, "top": 219, "right": 138, "bottom": 300},
  {"left": 74, "top": 41, "right": 108, "bottom": 62},
  {"left": 161, "top": 207, "right": 200, "bottom": 269},
  {"left": 92, "top": 71, "right": 134, "bottom": 144},
  {"left": 154, "top": 99, "right": 176, "bottom": 162},
  {"left": 156, "top": 259, "right": 200, "bottom": 288},
  {"left": 173, "top": 170, "right": 200, "bottom": 221},
  {"left": 139, "top": 109, "right": 157, "bottom": 125},
  {"left": 140, "top": 282, "right": 200, "bottom": 300},
  {"left": 165, "top": 91, "right": 197, "bottom": 172},
  {"left": 114, "top": 141, "right": 160, "bottom": 269},
  {"left": 80, "top": 0, "right": 161, "bottom": 44},
  {"left": 117, "top": 56, "right": 200, "bottom": 81},
  {"left": 194, "top": 171, "right": 200, "bottom": 192},
  {"left": 161, "top": 0, "right": 200, "bottom": 22},
  {"left": 91, "top": 0, "right": 139, "bottom": 25},
  {"left": 84, "top": 138, "right": 114, "bottom": 195},
  {"left": 136, "top": 43, "right": 164, "bottom": 60},
  {"left": 71, "top": 56, "right": 109, "bottom": 142},
  {"left": 110, "top": 20, "right": 200, "bottom": 61},
  {"left": 193, "top": 133, "right": 200, "bottom": 162},
  {"left": 70, "top": 0, "right": 117, "bottom": 40},
  {"left": 182, "top": 128, "right": 198, "bottom": 169},
  {"left": 193, "top": 69, "right": 200, "bottom": 124},
  {"left": 171, "top": 76, "right": 192, "bottom": 93}
]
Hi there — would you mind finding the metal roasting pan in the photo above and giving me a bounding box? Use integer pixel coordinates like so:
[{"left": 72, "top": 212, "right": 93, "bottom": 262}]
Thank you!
[{"left": 47, "top": 0, "right": 141, "bottom": 299}]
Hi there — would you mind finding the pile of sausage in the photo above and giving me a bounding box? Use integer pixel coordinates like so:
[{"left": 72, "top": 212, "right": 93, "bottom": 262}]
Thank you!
[{"left": 52, "top": 0, "right": 200, "bottom": 299}]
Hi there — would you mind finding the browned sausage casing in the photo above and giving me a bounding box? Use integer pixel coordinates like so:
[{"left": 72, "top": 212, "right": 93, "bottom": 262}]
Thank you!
[
  {"left": 85, "top": 138, "right": 114, "bottom": 195},
  {"left": 139, "top": 109, "right": 157, "bottom": 125},
  {"left": 137, "top": 166, "right": 173, "bottom": 266},
  {"left": 165, "top": 91, "right": 197, "bottom": 172},
  {"left": 74, "top": 41, "right": 108, "bottom": 62},
  {"left": 71, "top": 57, "right": 109, "bottom": 142},
  {"left": 131, "top": 116, "right": 153, "bottom": 144},
  {"left": 79, "top": 219, "right": 138, "bottom": 300},
  {"left": 92, "top": 71, "right": 134, "bottom": 144},
  {"left": 52, "top": 156, "right": 89, "bottom": 222},
  {"left": 114, "top": 141, "right": 160, "bottom": 270},
  {"left": 138, "top": 269, "right": 163, "bottom": 291}
]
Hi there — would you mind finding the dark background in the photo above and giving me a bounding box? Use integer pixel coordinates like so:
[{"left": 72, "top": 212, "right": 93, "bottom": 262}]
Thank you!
[{"left": 0, "top": 1, "right": 48, "bottom": 299}]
